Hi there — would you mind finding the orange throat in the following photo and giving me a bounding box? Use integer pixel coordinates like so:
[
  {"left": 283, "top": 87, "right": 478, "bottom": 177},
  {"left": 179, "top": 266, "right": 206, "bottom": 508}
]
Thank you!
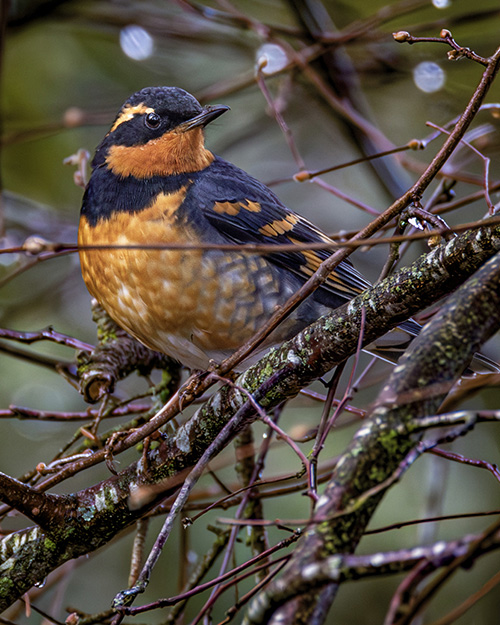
[{"left": 105, "top": 128, "right": 214, "bottom": 178}]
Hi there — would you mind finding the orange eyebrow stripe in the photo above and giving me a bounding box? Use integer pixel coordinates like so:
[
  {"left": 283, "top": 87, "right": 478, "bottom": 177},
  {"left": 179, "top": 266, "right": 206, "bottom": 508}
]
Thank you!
[{"left": 110, "top": 103, "right": 154, "bottom": 132}]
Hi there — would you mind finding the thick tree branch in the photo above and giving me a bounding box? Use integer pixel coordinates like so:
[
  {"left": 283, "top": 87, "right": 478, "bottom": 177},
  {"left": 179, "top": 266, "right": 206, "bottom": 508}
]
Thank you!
[
  {"left": 244, "top": 250, "right": 500, "bottom": 624},
  {"left": 2, "top": 218, "right": 499, "bottom": 610}
]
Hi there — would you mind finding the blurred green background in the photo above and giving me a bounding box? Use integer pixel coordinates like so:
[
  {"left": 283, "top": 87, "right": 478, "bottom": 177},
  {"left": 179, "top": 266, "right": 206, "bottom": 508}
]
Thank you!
[{"left": 1, "top": 0, "right": 500, "bottom": 623}]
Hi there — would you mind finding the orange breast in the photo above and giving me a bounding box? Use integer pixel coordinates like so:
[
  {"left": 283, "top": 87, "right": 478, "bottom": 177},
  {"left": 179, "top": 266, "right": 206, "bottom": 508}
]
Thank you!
[{"left": 78, "top": 191, "right": 283, "bottom": 368}]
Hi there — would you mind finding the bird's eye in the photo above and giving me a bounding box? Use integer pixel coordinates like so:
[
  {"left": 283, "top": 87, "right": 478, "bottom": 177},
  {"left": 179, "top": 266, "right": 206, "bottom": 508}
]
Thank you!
[{"left": 145, "top": 112, "right": 161, "bottom": 129}]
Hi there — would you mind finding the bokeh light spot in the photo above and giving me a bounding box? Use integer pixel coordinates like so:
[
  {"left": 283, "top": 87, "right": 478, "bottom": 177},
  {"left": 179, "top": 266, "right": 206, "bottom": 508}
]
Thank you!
[
  {"left": 256, "top": 43, "right": 289, "bottom": 75},
  {"left": 413, "top": 61, "right": 446, "bottom": 93},
  {"left": 120, "top": 25, "right": 154, "bottom": 61}
]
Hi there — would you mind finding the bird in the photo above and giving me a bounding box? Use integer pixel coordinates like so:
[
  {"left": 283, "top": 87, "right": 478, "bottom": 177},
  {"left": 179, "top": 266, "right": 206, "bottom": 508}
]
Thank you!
[{"left": 78, "top": 86, "right": 498, "bottom": 374}]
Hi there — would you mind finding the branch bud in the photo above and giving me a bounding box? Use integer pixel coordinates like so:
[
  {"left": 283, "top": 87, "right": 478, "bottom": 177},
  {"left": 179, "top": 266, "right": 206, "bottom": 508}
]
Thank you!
[{"left": 393, "top": 31, "right": 411, "bottom": 42}]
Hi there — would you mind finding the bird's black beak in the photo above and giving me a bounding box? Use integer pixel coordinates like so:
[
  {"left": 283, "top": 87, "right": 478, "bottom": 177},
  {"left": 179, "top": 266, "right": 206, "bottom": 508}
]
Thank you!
[{"left": 178, "top": 104, "right": 230, "bottom": 132}]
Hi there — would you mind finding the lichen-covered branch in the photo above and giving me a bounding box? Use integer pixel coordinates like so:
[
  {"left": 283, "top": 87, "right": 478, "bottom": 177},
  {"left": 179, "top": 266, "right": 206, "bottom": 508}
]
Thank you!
[
  {"left": 1, "top": 226, "right": 500, "bottom": 611},
  {"left": 243, "top": 251, "right": 500, "bottom": 624}
]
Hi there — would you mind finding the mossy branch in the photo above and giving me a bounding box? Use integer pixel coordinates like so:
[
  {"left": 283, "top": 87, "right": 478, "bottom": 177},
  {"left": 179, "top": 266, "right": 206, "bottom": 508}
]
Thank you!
[
  {"left": 243, "top": 251, "right": 500, "bottom": 624},
  {"left": 1, "top": 222, "right": 500, "bottom": 611}
]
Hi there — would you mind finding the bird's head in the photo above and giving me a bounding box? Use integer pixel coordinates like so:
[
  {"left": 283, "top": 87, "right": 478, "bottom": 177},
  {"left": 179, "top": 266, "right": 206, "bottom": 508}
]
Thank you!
[{"left": 93, "top": 86, "right": 229, "bottom": 178}]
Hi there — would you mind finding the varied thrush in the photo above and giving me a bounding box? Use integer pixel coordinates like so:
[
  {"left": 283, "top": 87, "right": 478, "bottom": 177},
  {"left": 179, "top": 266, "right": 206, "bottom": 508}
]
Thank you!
[{"left": 78, "top": 86, "right": 497, "bottom": 373}]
